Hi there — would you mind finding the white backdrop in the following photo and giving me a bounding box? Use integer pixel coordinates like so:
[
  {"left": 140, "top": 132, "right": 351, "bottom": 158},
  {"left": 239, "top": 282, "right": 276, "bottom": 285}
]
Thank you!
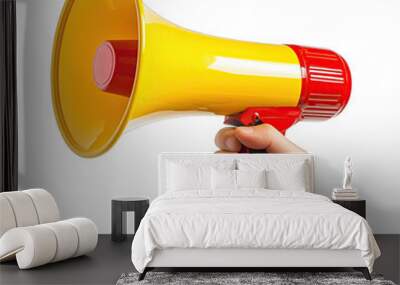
[{"left": 17, "top": 0, "right": 400, "bottom": 233}]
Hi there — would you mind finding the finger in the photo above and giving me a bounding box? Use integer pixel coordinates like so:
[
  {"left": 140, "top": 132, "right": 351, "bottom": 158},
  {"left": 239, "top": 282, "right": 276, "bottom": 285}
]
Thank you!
[
  {"left": 234, "top": 124, "right": 306, "bottom": 153},
  {"left": 215, "top": 127, "right": 242, "bottom": 152},
  {"left": 214, "top": 150, "right": 237, "bottom": 154}
]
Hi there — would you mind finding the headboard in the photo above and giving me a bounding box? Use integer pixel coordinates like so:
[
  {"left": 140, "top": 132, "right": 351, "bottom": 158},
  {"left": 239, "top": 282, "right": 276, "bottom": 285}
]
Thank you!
[{"left": 158, "top": 152, "right": 315, "bottom": 194}]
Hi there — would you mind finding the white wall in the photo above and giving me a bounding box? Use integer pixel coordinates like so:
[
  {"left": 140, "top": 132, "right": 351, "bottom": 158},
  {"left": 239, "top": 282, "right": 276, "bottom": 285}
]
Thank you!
[{"left": 17, "top": 0, "right": 400, "bottom": 234}]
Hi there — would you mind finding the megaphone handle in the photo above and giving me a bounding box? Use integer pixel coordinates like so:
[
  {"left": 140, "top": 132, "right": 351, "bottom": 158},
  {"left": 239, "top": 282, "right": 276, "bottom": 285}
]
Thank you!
[{"left": 224, "top": 107, "right": 300, "bottom": 153}]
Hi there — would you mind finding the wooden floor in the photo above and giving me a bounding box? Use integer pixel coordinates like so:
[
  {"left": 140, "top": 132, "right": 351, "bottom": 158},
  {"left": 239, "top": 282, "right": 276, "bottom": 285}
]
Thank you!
[{"left": 0, "top": 235, "right": 398, "bottom": 285}]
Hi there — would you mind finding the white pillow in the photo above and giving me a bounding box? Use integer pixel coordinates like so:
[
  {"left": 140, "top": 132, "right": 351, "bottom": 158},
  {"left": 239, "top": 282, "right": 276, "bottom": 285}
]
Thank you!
[
  {"left": 266, "top": 162, "right": 307, "bottom": 191},
  {"left": 211, "top": 168, "right": 237, "bottom": 190},
  {"left": 236, "top": 169, "right": 267, "bottom": 189},
  {"left": 167, "top": 162, "right": 211, "bottom": 191}
]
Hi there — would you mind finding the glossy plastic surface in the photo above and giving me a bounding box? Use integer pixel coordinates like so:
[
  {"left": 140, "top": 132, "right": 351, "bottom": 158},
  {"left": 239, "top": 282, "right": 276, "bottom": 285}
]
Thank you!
[
  {"left": 126, "top": 6, "right": 303, "bottom": 120},
  {"left": 93, "top": 40, "right": 138, "bottom": 96},
  {"left": 52, "top": 0, "right": 303, "bottom": 157},
  {"left": 52, "top": 0, "right": 350, "bottom": 157},
  {"left": 225, "top": 46, "right": 352, "bottom": 137},
  {"left": 288, "top": 45, "right": 351, "bottom": 120},
  {"left": 52, "top": 0, "right": 138, "bottom": 157}
]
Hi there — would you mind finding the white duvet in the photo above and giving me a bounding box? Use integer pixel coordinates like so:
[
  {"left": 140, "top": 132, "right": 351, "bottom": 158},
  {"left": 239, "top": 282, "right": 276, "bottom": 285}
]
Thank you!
[{"left": 131, "top": 190, "right": 380, "bottom": 273}]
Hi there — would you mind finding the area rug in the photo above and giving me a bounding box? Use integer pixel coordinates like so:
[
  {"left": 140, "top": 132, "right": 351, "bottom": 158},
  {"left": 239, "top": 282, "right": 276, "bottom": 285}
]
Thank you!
[{"left": 116, "top": 272, "right": 396, "bottom": 285}]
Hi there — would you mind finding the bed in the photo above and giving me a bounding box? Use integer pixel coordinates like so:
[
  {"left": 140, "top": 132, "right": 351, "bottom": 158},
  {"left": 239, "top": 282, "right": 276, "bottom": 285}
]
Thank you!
[{"left": 131, "top": 153, "right": 380, "bottom": 280}]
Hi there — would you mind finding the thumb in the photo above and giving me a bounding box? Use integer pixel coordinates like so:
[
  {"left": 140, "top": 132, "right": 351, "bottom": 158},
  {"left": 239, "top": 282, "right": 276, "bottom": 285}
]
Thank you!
[{"left": 234, "top": 124, "right": 306, "bottom": 153}]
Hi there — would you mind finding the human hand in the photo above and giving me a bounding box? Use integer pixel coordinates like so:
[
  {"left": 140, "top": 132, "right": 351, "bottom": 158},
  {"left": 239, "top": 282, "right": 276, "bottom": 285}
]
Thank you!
[{"left": 215, "top": 124, "right": 306, "bottom": 153}]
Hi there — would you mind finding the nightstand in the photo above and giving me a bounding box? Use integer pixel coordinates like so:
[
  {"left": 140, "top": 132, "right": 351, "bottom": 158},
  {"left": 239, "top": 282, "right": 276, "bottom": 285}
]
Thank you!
[
  {"left": 332, "top": 199, "right": 366, "bottom": 219},
  {"left": 111, "top": 197, "right": 150, "bottom": 241}
]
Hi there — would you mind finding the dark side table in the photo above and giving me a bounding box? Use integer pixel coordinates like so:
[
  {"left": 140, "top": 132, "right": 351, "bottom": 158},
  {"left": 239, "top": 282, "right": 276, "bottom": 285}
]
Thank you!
[
  {"left": 111, "top": 197, "right": 149, "bottom": 242},
  {"left": 333, "top": 199, "right": 366, "bottom": 219}
]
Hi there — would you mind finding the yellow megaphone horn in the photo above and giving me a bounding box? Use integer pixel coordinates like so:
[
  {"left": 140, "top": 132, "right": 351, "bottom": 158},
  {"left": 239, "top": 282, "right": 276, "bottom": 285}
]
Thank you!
[{"left": 52, "top": 0, "right": 351, "bottom": 157}]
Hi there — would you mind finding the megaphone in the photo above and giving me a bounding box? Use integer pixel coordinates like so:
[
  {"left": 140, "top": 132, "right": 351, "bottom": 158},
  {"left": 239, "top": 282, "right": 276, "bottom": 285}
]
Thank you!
[{"left": 52, "top": 0, "right": 351, "bottom": 157}]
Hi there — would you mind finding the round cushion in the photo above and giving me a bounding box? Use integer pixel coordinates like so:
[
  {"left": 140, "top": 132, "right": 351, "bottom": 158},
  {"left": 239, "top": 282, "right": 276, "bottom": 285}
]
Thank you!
[
  {"left": 43, "top": 221, "right": 79, "bottom": 262},
  {"left": 0, "top": 226, "right": 57, "bottom": 269},
  {"left": 1, "top": 192, "right": 39, "bottom": 227},
  {"left": 0, "top": 218, "right": 98, "bottom": 269},
  {"left": 0, "top": 195, "right": 16, "bottom": 237},
  {"left": 24, "top": 189, "right": 60, "bottom": 224},
  {"left": 65, "top": 218, "right": 98, "bottom": 257}
]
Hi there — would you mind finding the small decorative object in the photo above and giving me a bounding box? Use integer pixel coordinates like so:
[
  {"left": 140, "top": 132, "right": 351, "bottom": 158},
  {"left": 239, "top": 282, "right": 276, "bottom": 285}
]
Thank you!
[
  {"left": 342, "top": 156, "right": 353, "bottom": 190},
  {"left": 332, "top": 156, "right": 359, "bottom": 200}
]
